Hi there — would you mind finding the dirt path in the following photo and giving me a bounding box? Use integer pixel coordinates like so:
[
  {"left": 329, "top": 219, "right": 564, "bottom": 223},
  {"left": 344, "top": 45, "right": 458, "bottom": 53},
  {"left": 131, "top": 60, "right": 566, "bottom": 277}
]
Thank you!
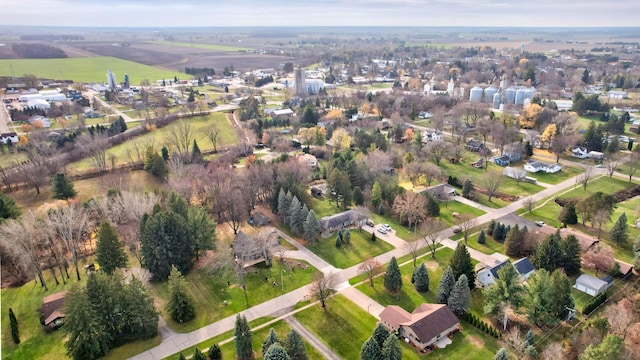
[{"left": 284, "top": 316, "right": 342, "bottom": 360}]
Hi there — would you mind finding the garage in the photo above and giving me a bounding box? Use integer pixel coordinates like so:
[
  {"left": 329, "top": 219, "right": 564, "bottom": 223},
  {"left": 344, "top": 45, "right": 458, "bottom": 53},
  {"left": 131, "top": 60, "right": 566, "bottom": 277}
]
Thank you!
[{"left": 574, "top": 274, "right": 611, "bottom": 297}]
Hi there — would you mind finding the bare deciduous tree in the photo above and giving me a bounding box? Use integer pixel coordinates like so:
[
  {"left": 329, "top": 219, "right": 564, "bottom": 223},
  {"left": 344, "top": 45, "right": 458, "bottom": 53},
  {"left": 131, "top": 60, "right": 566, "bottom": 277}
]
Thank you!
[
  {"left": 482, "top": 170, "right": 503, "bottom": 203},
  {"left": 424, "top": 140, "right": 453, "bottom": 166},
  {"left": 404, "top": 240, "right": 421, "bottom": 268},
  {"left": 583, "top": 243, "right": 615, "bottom": 276},
  {"left": 77, "top": 133, "right": 110, "bottom": 173},
  {"left": 605, "top": 153, "right": 622, "bottom": 178},
  {"left": 0, "top": 212, "right": 48, "bottom": 290},
  {"left": 421, "top": 218, "right": 445, "bottom": 259},
  {"left": 392, "top": 191, "right": 427, "bottom": 232},
  {"left": 458, "top": 214, "right": 478, "bottom": 245},
  {"left": 603, "top": 298, "right": 636, "bottom": 339},
  {"left": 203, "top": 125, "right": 220, "bottom": 153},
  {"left": 523, "top": 197, "right": 535, "bottom": 213},
  {"left": 358, "top": 257, "right": 382, "bottom": 287},
  {"left": 46, "top": 204, "right": 90, "bottom": 281},
  {"left": 311, "top": 271, "right": 337, "bottom": 309},
  {"left": 626, "top": 151, "right": 640, "bottom": 182},
  {"left": 166, "top": 121, "right": 196, "bottom": 158},
  {"left": 580, "top": 166, "right": 594, "bottom": 190},
  {"left": 541, "top": 342, "right": 565, "bottom": 360}
]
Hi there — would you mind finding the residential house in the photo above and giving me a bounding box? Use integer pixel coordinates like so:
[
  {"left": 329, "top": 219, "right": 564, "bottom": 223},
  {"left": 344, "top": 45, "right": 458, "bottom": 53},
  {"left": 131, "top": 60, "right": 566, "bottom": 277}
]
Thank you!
[
  {"left": 587, "top": 151, "right": 604, "bottom": 160},
  {"left": 29, "top": 115, "right": 51, "bottom": 128},
  {"left": 41, "top": 291, "right": 67, "bottom": 329},
  {"left": 466, "top": 139, "right": 484, "bottom": 152},
  {"left": 524, "top": 160, "right": 561, "bottom": 174},
  {"left": 574, "top": 274, "right": 613, "bottom": 297},
  {"left": 379, "top": 304, "right": 460, "bottom": 351},
  {"left": 422, "top": 129, "right": 444, "bottom": 143},
  {"left": 502, "top": 166, "right": 526, "bottom": 180},
  {"left": 232, "top": 230, "right": 278, "bottom": 267},
  {"left": 608, "top": 90, "right": 628, "bottom": 99},
  {"left": 0, "top": 132, "right": 19, "bottom": 144},
  {"left": 477, "top": 260, "right": 512, "bottom": 287},
  {"left": 318, "top": 210, "right": 365, "bottom": 234},
  {"left": 248, "top": 212, "right": 271, "bottom": 227},
  {"left": 270, "top": 109, "right": 294, "bottom": 119},
  {"left": 512, "top": 257, "right": 535, "bottom": 280},
  {"left": 494, "top": 151, "right": 522, "bottom": 166},
  {"left": 297, "top": 153, "right": 318, "bottom": 169},
  {"left": 422, "top": 184, "right": 456, "bottom": 201},
  {"left": 572, "top": 146, "right": 589, "bottom": 159}
]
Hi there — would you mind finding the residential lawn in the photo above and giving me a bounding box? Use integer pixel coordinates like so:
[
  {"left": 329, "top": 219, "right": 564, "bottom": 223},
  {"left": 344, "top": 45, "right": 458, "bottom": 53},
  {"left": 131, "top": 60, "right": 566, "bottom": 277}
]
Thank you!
[
  {"left": 102, "top": 337, "right": 162, "bottom": 360},
  {"left": 355, "top": 247, "right": 456, "bottom": 311},
  {"left": 308, "top": 230, "right": 394, "bottom": 269},
  {"left": 67, "top": 112, "right": 237, "bottom": 172},
  {"left": 0, "top": 57, "right": 187, "bottom": 84},
  {"left": 468, "top": 231, "right": 506, "bottom": 256},
  {"left": 399, "top": 323, "right": 499, "bottom": 360},
  {"left": 439, "top": 201, "right": 486, "bottom": 227},
  {"left": 150, "top": 259, "right": 319, "bottom": 333},
  {"left": 474, "top": 193, "right": 508, "bottom": 209},
  {"left": 529, "top": 164, "right": 585, "bottom": 185},
  {"left": 370, "top": 212, "right": 420, "bottom": 241},
  {"left": 155, "top": 40, "right": 252, "bottom": 52},
  {"left": 308, "top": 196, "right": 341, "bottom": 218},
  {"left": 294, "top": 294, "right": 379, "bottom": 360},
  {"left": 0, "top": 150, "right": 26, "bottom": 167}
]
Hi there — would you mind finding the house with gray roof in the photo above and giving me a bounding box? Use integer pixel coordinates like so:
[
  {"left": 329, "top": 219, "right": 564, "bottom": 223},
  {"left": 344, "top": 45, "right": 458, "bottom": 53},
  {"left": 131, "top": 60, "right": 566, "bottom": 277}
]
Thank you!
[
  {"left": 318, "top": 210, "right": 365, "bottom": 235},
  {"left": 574, "top": 274, "right": 613, "bottom": 297}
]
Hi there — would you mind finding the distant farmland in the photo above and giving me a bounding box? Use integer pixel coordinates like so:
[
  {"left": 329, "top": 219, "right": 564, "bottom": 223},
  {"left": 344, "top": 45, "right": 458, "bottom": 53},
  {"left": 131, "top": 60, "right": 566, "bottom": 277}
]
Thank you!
[
  {"left": 156, "top": 40, "right": 252, "bottom": 52},
  {"left": 0, "top": 57, "right": 188, "bottom": 84}
]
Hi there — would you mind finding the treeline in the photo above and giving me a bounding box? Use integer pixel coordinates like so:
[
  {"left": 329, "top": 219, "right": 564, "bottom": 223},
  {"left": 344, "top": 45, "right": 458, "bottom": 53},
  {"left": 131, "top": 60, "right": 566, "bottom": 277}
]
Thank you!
[
  {"left": 11, "top": 43, "right": 67, "bottom": 59},
  {"left": 185, "top": 67, "right": 215, "bottom": 76},
  {"left": 255, "top": 75, "right": 274, "bottom": 87},
  {"left": 87, "top": 116, "right": 127, "bottom": 137}
]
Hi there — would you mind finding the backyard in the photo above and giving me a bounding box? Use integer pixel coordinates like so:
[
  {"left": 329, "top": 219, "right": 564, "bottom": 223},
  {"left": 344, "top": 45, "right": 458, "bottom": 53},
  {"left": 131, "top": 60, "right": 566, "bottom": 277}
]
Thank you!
[{"left": 307, "top": 229, "right": 394, "bottom": 269}]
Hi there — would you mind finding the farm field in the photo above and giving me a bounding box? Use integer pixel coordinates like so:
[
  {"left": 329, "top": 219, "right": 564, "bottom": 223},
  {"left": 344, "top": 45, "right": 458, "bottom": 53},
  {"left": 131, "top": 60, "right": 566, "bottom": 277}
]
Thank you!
[
  {"left": 155, "top": 40, "right": 252, "bottom": 52},
  {"left": 0, "top": 57, "right": 187, "bottom": 84}
]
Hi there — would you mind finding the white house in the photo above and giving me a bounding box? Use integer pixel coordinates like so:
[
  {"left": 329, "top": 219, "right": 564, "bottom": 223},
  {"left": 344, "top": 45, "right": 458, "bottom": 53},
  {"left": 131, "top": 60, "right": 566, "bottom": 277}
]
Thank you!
[
  {"left": 524, "top": 160, "right": 561, "bottom": 174},
  {"left": 270, "top": 109, "right": 294, "bottom": 119},
  {"left": 571, "top": 146, "right": 589, "bottom": 159},
  {"left": 502, "top": 166, "right": 526, "bottom": 179},
  {"left": 574, "top": 274, "right": 613, "bottom": 297},
  {"left": 608, "top": 90, "right": 628, "bottom": 99},
  {"left": 477, "top": 260, "right": 511, "bottom": 287},
  {"left": 422, "top": 130, "right": 444, "bottom": 143},
  {"left": 588, "top": 151, "right": 604, "bottom": 160},
  {"left": 0, "top": 132, "right": 19, "bottom": 144},
  {"left": 512, "top": 258, "right": 535, "bottom": 280}
]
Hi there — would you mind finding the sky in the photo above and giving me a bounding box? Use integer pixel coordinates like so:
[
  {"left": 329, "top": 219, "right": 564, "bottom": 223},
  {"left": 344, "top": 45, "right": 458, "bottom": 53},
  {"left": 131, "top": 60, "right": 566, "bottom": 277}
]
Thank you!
[{"left": 0, "top": 0, "right": 639, "bottom": 28}]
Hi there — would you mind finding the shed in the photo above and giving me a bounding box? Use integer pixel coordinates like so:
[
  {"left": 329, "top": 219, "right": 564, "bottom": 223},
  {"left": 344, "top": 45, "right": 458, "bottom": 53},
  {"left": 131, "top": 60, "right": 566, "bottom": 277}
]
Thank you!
[
  {"left": 574, "top": 274, "right": 611, "bottom": 297},
  {"left": 41, "top": 291, "right": 67, "bottom": 329}
]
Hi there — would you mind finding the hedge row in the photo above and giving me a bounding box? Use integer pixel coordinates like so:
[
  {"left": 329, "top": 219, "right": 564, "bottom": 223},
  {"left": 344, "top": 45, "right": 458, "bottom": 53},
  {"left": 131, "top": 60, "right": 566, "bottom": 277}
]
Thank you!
[
  {"left": 582, "top": 292, "right": 608, "bottom": 315},
  {"left": 462, "top": 312, "right": 502, "bottom": 339}
]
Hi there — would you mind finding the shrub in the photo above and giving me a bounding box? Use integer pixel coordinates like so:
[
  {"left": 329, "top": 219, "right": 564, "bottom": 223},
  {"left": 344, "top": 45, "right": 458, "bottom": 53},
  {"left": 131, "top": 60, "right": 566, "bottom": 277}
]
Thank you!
[{"left": 583, "top": 292, "right": 608, "bottom": 315}]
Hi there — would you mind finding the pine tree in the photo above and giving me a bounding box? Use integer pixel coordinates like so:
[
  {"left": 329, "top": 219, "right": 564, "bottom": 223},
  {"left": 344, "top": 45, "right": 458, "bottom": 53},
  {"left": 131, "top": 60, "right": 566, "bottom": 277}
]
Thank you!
[
  {"left": 372, "top": 323, "right": 389, "bottom": 348},
  {"left": 264, "top": 344, "right": 290, "bottom": 360},
  {"left": 208, "top": 344, "right": 222, "bottom": 360},
  {"left": 51, "top": 172, "right": 77, "bottom": 200},
  {"left": 477, "top": 229, "right": 486, "bottom": 244},
  {"left": 371, "top": 181, "right": 383, "bottom": 209},
  {"left": 383, "top": 257, "right": 402, "bottom": 293},
  {"left": 0, "top": 192, "right": 21, "bottom": 221},
  {"left": 448, "top": 274, "right": 471, "bottom": 315},
  {"left": 382, "top": 333, "right": 402, "bottom": 360},
  {"left": 293, "top": 203, "right": 309, "bottom": 236},
  {"left": 9, "top": 308, "right": 19, "bottom": 344},
  {"left": 560, "top": 202, "right": 578, "bottom": 225},
  {"left": 371, "top": 232, "right": 377, "bottom": 242},
  {"left": 531, "top": 231, "right": 563, "bottom": 272},
  {"left": 343, "top": 229, "right": 351, "bottom": 244},
  {"left": 493, "top": 348, "right": 510, "bottom": 360},
  {"left": 277, "top": 189, "right": 289, "bottom": 219},
  {"left": 360, "top": 337, "right": 383, "bottom": 360},
  {"left": 487, "top": 220, "right": 496, "bottom": 236},
  {"left": 610, "top": 212, "right": 628, "bottom": 245},
  {"left": 64, "top": 285, "right": 110, "bottom": 360},
  {"left": 262, "top": 328, "right": 280, "bottom": 356},
  {"left": 426, "top": 195, "right": 440, "bottom": 217},
  {"left": 504, "top": 224, "right": 522, "bottom": 257},
  {"left": 561, "top": 234, "right": 582, "bottom": 276},
  {"left": 167, "top": 266, "right": 196, "bottom": 323},
  {"left": 96, "top": 221, "right": 127, "bottom": 275},
  {"left": 234, "top": 315, "right": 253, "bottom": 360},
  {"left": 353, "top": 186, "right": 364, "bottom": 205},
  {"left": 178, "top": 353, "right": 186, "bottom": 360},
  {"left": 462, "top": 179, "right": 474, "bottom": 198},
  {"left": 524, "top": 329, "right": 534, "bottom": 346},
  {"left": 284, "top": 330, "right": 308, "bottom": 360},
  {"left": 335, "top": 231, "right": 343, "bottom": 247},
  {"left": 450, "top": 243, "right": 475, "bottom": 289},
  {"left": 413, "top": 263, "right": 430, "bottom": 293},
  {"left": 303, "top": 210, "right": 321, "bottom": 244},
  {"left": 191, "top": 139, "right": 203, "bottom": 164},
  {"left": 437, "top": 266, "right": 456, "bottom": 304},
  {"left": 288, "top": 197, "right": 302, "bottom": 233},
  {"left": 193, "top": 347, "right": 206, "bottom": 360}
]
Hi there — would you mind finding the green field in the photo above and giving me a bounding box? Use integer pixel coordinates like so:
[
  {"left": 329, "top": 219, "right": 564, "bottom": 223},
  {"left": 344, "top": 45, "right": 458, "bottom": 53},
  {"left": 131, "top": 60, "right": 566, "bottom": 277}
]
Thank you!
[
  {"left": 308, "top": 230, "right": 394, "bottom": 269},
  {"left": 155, "top": 41, "right": 252, "bottom": 52},
  {"left": 0, "top": 57, "right": 187, "bottom": 84}
]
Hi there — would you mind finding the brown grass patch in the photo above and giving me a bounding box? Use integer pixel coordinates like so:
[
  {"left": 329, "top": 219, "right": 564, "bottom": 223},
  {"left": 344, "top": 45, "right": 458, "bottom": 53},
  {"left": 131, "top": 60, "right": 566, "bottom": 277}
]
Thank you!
[{"left": 467, "top": 335, "right": 485, "bottom": 348}]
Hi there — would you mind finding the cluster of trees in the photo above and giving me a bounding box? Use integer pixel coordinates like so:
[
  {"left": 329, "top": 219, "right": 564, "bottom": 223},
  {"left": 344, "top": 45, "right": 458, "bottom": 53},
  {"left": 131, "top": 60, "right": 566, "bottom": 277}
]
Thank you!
[
  {"left": 360, "top": 323, "right": 402, "bottom": 360},
  {"left": 486, "top": 220, "right": 512, "bottom": 242},
  {"left": 232, "top": 315, "right": 309, "bottom": 360},
  {"left": 573, "top": 191, "right": 617, "bottom": 236},
  {"left": 276, "top": 189, "right": 321, "bottom": 243},
  {"left": 64, "top": 272, "right": 158, "bottom": 360},
  {"left": 434, "top": 244, "right": 475, "bottom": 315},
  {"left": 571, "top": 92, "right": 604, "bottom": 116},
  {"left": 531, "top": 231, "right": 582, "bottom": 276},
  {"left": 255, "top": 75, "right": 274, "bottom": 87},
  {"left": 86, "top": 116, "right": 128, "bottom": 137},
  {"left": 140, "top": 192, "right": 216, "bottom": 281},
  {"left": 185, "top": 67, "right": 215, "bottom": 76}
]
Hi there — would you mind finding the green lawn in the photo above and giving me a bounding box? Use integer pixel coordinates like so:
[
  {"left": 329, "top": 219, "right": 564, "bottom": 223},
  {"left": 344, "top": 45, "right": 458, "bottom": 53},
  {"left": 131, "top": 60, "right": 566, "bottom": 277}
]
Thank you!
[
  {"left": 155, "top": 40, "right": 252, "bottom": 52},
  {"left": 308, "top": 230, "right": 394, "bottom": 269},
  {"left": 530, "top": 164, "right": 584, "bottom": 185},
  {"left": 467, "top": 230, "right": 506, "bottom": 256},
  {"left": 151, "top": 259, "right": 319, "bottom": 333},
  {"left": 400, "top": 324, "right": 499, "bottom": 360},
  {"left": 294, "top": 294, "right": 379, "bottom": 360},
  {"left": 68, "top": 112, "right": 237, "bottom": 172},
  {"left": 0, "top": 57, "right": 187, "bottom": 84},
  {"left": 439, "top": 201, "right": 486, "bottom": 227}
]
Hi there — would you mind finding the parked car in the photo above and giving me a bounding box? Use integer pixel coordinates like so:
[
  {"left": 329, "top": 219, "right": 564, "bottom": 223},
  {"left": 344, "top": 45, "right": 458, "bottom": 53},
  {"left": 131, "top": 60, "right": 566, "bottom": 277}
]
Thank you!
[
  {"left": 453, "top": 227, "right": 462, "bottom": 234},
  {"left": 535, "top": 221, "right": 545, "bottom": 227},
  {"left": 377, "top": 227, "right": 387, "bottom": 234},
  {"left": 365, "top": 219, "right": 375, "bottom": 227},
  {"left": 382, "top": 224, "right": 392, "bottom": 231}
]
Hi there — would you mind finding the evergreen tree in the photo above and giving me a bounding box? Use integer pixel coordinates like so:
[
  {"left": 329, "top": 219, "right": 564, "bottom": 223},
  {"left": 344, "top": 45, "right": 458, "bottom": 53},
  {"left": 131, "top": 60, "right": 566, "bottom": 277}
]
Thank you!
[
  {"left": 191, "top": 139, "right": 203, "bottom": 164},
  {"left": 610, "top": 212, "right": 628, "bottom": 245},
  {"left": 487, "top": 220, "right": 496, "bottom": 236},
  {"left": 303, "top": 210, "right": 321, "bottom": 243},
  {"left": 145, "top": 151, "right": 169, "bottom": 178},
  {"left": 579, "top": 334, "right": 623, "bottom": 360},
  {"left": 167, "top": 266, "right": 196, "bottom": 323},
  {"left": 293, "top": 204, "right": 309, "bottom": 236},
  {"left": 161, "top": 146, "right": 170, "bottom": 161},
  {"left": 524, "top": 141, "right": 534, "bottom": 157},
  {"left": 504, "top": 224, "right": 522, "bottom": 257},
  {"left": 448, "top": 274, "right": 471, "bottom": 315},
  {"left": 96, "top": 221, "right": 127, "bottom": 275},
  {"left": 187, "top": 205, "right": 217, "bottom": 261},
  {"left": 264, "top": 344, "right": 290, "bottom": 360},
  {"left": 277, "top": 189, "right": 289, "bottom": 219},
  {"left": 178, "top": 353, "right": 186, "bottom": 360},
  {"left": 64, "top": 285, "right": 110, "bottom": 360},
  {"left": 208, "top": 344, "right": 222, "bottom": 360},
  {"left": 371, "top": 181, "right": 383, "bottom": 209},
  {"left": 483, "top": 265, "right": 524, "bottom": 330},
  {"left": 426, "top": 195, "right": 440, "bottom": 217},
  {"left": 262, "top": 328, "right": 280, "bottom": 356},
  {"left": 288, "top": 196, "right": 302, "bottom": 233},
  {"left": 384, "top": 257, "right": 402, "bottom": 293},
  {"left": 335, "top": 231, "right": 343, "bottom": 247},
  {"left": 436, "top": 266, "right": 456, "bottom": 304},
  {"left": 462, "top": 179, "right": 474, "bottom": 199},
  {"left": 234, "top": 315, "right": 253, "bottom": 360},
  {"left": 193, "top": 348, "right": 206, "bottom": 360},
  {"left": 360, "top": 337, "right": 383, "bottom": 360},
  {"left": 477, "top": 229, "right": 486, "bottom": 244},
  {"left": 450, "top": 243, "right": 475, "bottom": 289},
  {"left": 412, "top": 263, "right": 430, "bottom": 293},
  {"left": 493, "top": 348, "right": 510, "bottom": 360},
  {"left": 371, "top": 232, "right": 377, "bottom": 242},
  {"left": 343, "top": 229, "right": 351, "bottom": 243},
  {"left": 372, "top": 323, "right": 389, "bottom": 349},
  {"left": 284, "top": 330, "right": 308, "bottom": 360},
  {"left": 531, "top": 231, "right": 563, "bottom": 272},
  {"left": 0, "top": 192, "right": 20, "bottom": 221},
  {"left": 382, "top": 333, "right": 402, "bottom": 360},
  {"left": 561, "top": 234, "right": 582, "bottom": 276},
  {"left": 353, "top": 186, "right": 364, "bottom": 206},
  {"left": 559, "top": 202, "right": 578, "bottom": 225},
  {"left": 524, "top": 329, "right": 534, "bottom": 346},
  {"left": 51, "top": 172, "right": 77, "bottom": 200},
  {"left": 9, "top": 308, "right": 19, "bottom": 344}
]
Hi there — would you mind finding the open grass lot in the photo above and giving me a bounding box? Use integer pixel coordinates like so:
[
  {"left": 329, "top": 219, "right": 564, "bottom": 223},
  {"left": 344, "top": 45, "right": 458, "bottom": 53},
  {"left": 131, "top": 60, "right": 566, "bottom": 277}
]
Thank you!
[
  {"left": 468, "top": 230, "right": 506, "bottom": 256},
  {"left": 68, "top": 112, "right": 237, "bottom": 172},
  {"left": 308, "top": 230, "right": 394, "bottom": 269},
  {"left": 0, "top": 57, "right": 187, "bottom": 84},
  {"left": 530, "top": 164, "right": 585, "bottom": 185},
  {"left": 522, "top": 175, "right": 637, "bottom": 262},
  {"left": 156, "top": 40, "right": 252, "bottom": 52},
  {"left": 151, "top": 259, "right": 319, "bottom": 333},
  {"left": 294, "top": 294, "right": 380, "bottom": 360}
]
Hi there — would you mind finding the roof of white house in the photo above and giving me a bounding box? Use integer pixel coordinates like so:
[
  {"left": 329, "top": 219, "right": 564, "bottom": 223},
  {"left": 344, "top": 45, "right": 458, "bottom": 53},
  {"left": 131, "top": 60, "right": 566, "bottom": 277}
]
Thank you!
[{"left": 575, "top": 274, "right": 608, "bottom": 290}]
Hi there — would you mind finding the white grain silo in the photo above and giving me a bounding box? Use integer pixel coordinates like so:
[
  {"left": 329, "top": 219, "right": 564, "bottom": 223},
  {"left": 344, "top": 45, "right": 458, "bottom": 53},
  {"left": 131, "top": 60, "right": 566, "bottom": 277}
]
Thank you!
[
  {"left": 484, "top": 86, "right": 497, "bottom": 103},
  {"left": 493, "top": 93, "right": 501, "bottom": 109},
  {"left": 515, "top": 88, "right": 526, "bottom": 105},
  {"left": 469, "top": 86, "right": 483, "bottom": 103},
  {"left": 505, "top": 87, "right": 516, "bottom": 104}
]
